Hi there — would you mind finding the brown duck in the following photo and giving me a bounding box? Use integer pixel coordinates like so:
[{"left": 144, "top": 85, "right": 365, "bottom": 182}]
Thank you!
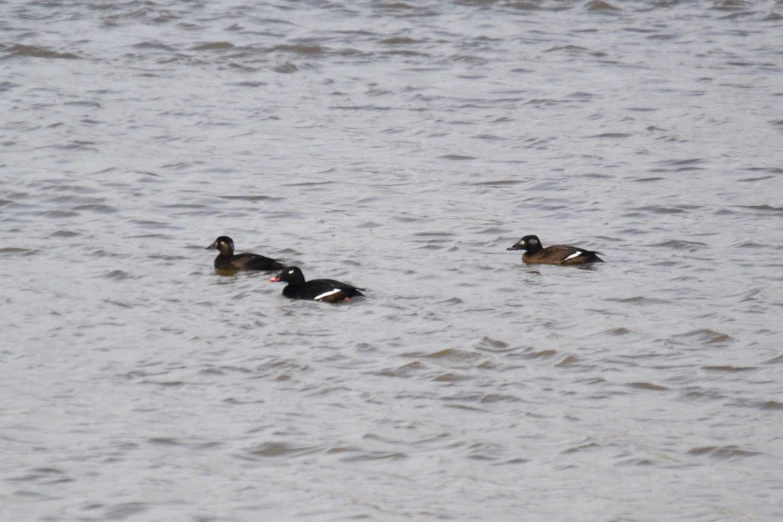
[
  {"left": 206, "top": 236, "right": 285, "bottom": 272},
  {"left": 507, "top": 235, "right": 604, "bottom": 265}
]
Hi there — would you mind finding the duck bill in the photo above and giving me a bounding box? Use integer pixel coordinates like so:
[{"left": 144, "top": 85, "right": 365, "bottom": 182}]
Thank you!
[
  {"left": 268, "top": 277, "right": 280, "bottom": 282},
  {"left": 507, "top": 243, "right": 524, "bottom": 251},
  {"left": 205, "top": 241, "right": 217, "bottom": 250}
]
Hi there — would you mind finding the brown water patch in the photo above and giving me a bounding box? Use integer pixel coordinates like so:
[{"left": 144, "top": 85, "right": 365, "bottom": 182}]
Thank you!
[
  {"left": 440, "top": 154, "right": 476, "bottom": 161},
  {"left": 563, "top": 441, "right": 600, "bottom": 454},
  {"left": 103, "top": 270, "right": 131, "bottom": 281},
  {"left": 148, "top": 437, "right": 182, "bottom": 446},
  {"left": 675, "top": 329, "right": 733, "bottom": 345},
  {"left": 378, "top": 361, "right": 425, "bottom": 377},
  {"left": 0, "top": 247, "right": 37, "bottom": 255},
  {"left": 270, "top": 44, "right": 325, "bottom": 55},
  {"left": 192, "top": 42, "right": 235, "bottom": 50},
  {"left": 245, "top": 442, "right": 318, "bottom": 458},
  {"left": 687, "top": 446, "right": 760, "bottom": 459},
  {"left": 380, "top": 37, "right": 421, "bottom": 45},
  {"left": 635, "top": 206, "right": 688, "bottom": 214},
  {"left": 341, "top": 451, "right": 407, "bottom": 462},
  {"left": 556, "top": 355, "right": 579, "bottom": 367},
  {"left": 605, "top": 328, "right": 632, "bottom": 336},
  {"left": 273, "top": 62, "right": 298, "bottom": 73},
  {"left": 616, "top": 458, "right": 655, "bottom": 466},
  {"left": 739, "top": 204, "right": 783, "bottom": 213},
  {"left": 586, "top": 1, "right": 620, "bottom": 12},
  {"left": 432, "top": 373, "right": 470, "bottom": 382},
  {"left": 627, "top": 382, "right": 668, "bottom": 391},
  {"left": 475, "top": 336, "right": 511, "bottom": 352},
  {"left": 4, "top": 44, "right": 80, "bottom": 60},
  {"left": 104, "top": 503, "right": 148, "bottom": 519},
  {"left": 526, "top": 349, "right": 558, "bottom": 359},
  {"left": 545, "top": 45, "right": 589, "bottom": 54},
  {"left": 420, "top": 348, "right": 484, "bottom": 365},
  {"left": 702, "top": 365, "right": 755, "bottom": 373}
]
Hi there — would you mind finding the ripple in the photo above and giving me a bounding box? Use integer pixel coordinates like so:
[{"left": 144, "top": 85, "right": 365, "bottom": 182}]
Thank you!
[
  {"left": 439, "top": 154, "right": 476, "bottom": 160},
  {"left": 270, "top": 44, "right": 325, "bottom": 55},
  {"left": 556, "top": 355, "right": 579, "bottom": 367},
  {"left": 73, "top": 204, "right": 116, "bottom": 214},
  {"left": 103, "top": 270, "right": 132, "bottom": 280},
  {"left": 377, "top": 361, "right": 424, "bottom": 377},
  {"left": 702, "top": 365, "right": 755, "bottom": 373},
  {"left": 475, "top": 336, "right": 512, "bottom": 352},
  {"left": 687, "top": 446, "right": 761, "bottom": 459},
  {"left": 104, "top": 503, "right": 148, "bottom": 520},
  {"left": 588, "top": 132, "right": 631, "bottom": 139},
  {"left": 605, "top": 327, "right": 632, "bottom": 336},
  {"left": 524, "top": 348, "right": 558, "bottom": 359},
  {"left": 41, "top": 210, "right": 79, "bottom": 219},
  {"left": 379, "top": 37, "right": 421, "bottom": 45},
  {"left": 244, "top": 442, "right": 318, "bottom": 458},
  {"left": 650, "top": 239, "right": 708, "bottom": 250},
  {"left": 608, "top": 296, "right": 671, "bottom": 305},
  {"left": 675, "top": 329, "right": 734, "bottom": 345},
  {"left": 148, "top": 437, "right": 182, "bottom": 446},
  {"left": 341, "top": 451, "right": 407, "bottom": 462},
  {"left": 628, "top": 382, "right": 668, "bottom": 391},
  {"left": 616, "top": 458, "right": 655, "bottom": 466},
  {"left": 739, "top": 204, "right": 783, "bottom": 213},
  {"left": 586, "top": 0, "right": 620, "bottom": 12},
  {"left": 219, "top": 195, "right": 282, "bottom": 201},
  {"left": 473, "top": 179, "right": 523, "bottom": 186},
  {"left": 273, "top": 62, "right": 298, "bottom": 73},
  {"left": 0, "top": 247, "right": 37, "bottom": 255},
  {"left": 192, "top": 41, "right": 235, "bottom": 50},
  {"left": 4, "top": 44, "right": 80, "bottom": 60},
  {"left": 432, "top": 372, "right": 470, "bottom": 382},
  {"left": 634, "top": 205, "right": 689, "bottom": 214},
  {"left": 49, "top": 230, "right": 80, "bottom": 238},
  {"left": 413, "top": 348, "right": 484, "bottom": 366},
  {"left": 545, "top": 45, "right": 589, "bottom": 54},
  {"left": 563, "top": 441, "right": 601, "bottom": 454}
]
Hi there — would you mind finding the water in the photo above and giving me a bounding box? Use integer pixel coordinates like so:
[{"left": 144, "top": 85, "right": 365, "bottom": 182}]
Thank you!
[{"left": 2, "top": 1, "right": 783, "bottom": 520}]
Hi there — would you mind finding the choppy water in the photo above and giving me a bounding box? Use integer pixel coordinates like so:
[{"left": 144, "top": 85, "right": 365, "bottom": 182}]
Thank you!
[{"left": 2, "top": 1, "right": 783, "bottom": 520}]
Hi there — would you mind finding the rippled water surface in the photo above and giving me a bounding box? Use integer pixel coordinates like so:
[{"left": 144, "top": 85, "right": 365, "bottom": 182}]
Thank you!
[{"left": 2, "top": 1, "right": 783, "bottom": 520}]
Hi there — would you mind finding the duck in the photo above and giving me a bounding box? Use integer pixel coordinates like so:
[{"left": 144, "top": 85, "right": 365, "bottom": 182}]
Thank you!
[
  {"left": 507, "top": 235, "right": 604, "bottom": 265},
  {"left": 206, "top": 236, "right": 285, "bottom": 272},
  {"left": 269, "top": 266, "right": 365, "bottom": 302}
]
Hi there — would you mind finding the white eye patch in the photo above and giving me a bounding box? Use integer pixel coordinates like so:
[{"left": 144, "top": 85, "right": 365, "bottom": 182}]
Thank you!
[{"left": 289, "top": 270, "right": 294, "bottom": 274}]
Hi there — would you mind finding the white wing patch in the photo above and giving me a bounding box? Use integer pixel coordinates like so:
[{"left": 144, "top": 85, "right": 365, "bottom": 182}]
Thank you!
[
  {"left": 564, "top": 250, "right": 584, "bottom": 261},
  {"left": 314, "top": 289, "right": 342, "bottom": 300}
]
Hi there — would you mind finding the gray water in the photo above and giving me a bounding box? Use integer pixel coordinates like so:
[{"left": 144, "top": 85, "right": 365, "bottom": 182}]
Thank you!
[{"left": 2, "top": 1, "right": 783, "bottom": 520}]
